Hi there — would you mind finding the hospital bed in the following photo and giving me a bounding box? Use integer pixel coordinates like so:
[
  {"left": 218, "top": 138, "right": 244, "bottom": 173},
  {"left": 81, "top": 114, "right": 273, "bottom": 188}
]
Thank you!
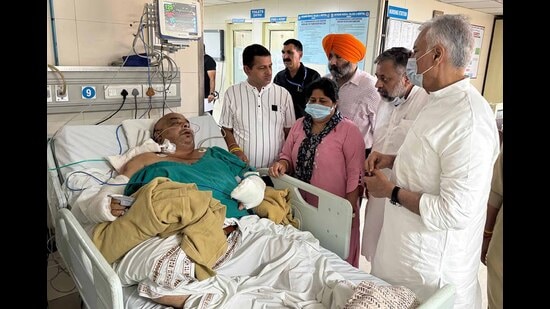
[{"left": 46, "top": 114, "right": 456, "bottom": 309}]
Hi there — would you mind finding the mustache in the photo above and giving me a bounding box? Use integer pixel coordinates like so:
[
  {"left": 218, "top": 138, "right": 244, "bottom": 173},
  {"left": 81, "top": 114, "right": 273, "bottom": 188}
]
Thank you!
[
  {"left": 283, "top": 59, "right": 291, "bottom": 62},
  {"left": 182, "top": 128, "right": 194, "bottom": 134}
]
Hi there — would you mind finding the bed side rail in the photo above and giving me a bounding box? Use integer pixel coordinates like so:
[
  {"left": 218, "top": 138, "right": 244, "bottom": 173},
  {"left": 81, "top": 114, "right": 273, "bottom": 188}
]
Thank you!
[
  {"left": 56, "top": 208, "right": 124, "bottom": 309},
  {"left": 417, "top": 284, "right": 456, "bottom": 309},
  {"left": 47, "top": 139, "right": 68, "bottom": 228},
  {"left": 258, "top": 168, "right": 352, "bottom": 260}
]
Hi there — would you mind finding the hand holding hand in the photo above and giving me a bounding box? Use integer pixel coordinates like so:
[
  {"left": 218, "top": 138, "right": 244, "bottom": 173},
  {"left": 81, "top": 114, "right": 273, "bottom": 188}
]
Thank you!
[
  {"left": 365, "top": 151, "right": 394, "bottom": 174},
  {"left": 363, "top": 169, "right": 393, "bottom": 198}
]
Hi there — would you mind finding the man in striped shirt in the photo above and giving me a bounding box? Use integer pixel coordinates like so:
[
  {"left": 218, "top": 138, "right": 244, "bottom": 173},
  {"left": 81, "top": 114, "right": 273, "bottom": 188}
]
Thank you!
[{"left": 219, "top": 44, "right": 296, "bottom": 168}]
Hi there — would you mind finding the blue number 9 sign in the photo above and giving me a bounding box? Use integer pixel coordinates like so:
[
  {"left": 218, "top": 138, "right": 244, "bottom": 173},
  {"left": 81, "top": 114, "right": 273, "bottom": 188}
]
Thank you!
[{"left": 82, "top": 86, "right": 97, "bottom": 99}]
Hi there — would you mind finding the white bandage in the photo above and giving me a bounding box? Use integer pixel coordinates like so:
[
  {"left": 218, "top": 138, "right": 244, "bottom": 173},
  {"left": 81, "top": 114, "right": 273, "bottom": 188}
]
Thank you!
[
  {"left": 230, "top": 172, "right": 266, "bottom": 209},
  {"left": 106, "top": 139, "right": 161, "bottom": 173}
]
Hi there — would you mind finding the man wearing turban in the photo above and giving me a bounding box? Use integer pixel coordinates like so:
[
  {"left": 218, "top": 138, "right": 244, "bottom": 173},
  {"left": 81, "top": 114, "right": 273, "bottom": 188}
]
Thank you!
[
  {"left": 322, "top": 34, "right": 380, "bottom": 157},
  {"left": 321, "top": 33, "right": 380, "bottom": 268}
]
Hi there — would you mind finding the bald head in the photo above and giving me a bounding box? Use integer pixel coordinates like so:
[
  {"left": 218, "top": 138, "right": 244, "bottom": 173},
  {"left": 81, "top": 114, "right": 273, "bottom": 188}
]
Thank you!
[{"left": 152, "top": 113, "right": 192, "bottom": 144}]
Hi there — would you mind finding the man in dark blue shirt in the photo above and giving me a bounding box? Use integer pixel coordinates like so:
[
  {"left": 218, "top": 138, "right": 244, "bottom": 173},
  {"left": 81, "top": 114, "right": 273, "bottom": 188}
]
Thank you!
[{"left": 273, "top": 39, "right": 320, "bottom": 119}]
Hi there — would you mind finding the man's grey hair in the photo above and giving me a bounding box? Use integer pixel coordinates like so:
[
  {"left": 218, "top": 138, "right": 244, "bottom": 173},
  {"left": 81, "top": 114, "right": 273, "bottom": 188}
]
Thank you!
[{"left": 419, "top": 14, "right": 474, "bottom": 68}]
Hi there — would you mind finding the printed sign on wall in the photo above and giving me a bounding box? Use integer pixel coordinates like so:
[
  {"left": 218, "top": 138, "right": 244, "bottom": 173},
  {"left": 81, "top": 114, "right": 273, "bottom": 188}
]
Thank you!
[{"left": 297, "top": 11, "right": 370, "bottom": 73}]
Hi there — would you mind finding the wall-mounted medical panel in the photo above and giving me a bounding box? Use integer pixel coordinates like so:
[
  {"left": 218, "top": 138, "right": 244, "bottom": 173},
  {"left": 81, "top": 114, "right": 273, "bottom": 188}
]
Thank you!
[{"left": 47, "top": 66, "right": 181, "bottom": 114}]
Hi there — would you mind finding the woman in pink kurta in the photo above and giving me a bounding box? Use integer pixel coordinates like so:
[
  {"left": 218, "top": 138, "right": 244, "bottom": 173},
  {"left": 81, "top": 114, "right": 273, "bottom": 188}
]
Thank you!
[{"left": 268, "top": 77, "right": 365, "bottom": 267}]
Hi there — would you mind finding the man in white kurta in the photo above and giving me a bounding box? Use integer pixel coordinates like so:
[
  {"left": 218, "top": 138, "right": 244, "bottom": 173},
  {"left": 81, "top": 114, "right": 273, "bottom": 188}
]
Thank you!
[
  {"left": 364, "top": 15, "right": 500, "bottom": 308},
  {"left": 361, "top": 47, "right": 429, "bottom": 263}
]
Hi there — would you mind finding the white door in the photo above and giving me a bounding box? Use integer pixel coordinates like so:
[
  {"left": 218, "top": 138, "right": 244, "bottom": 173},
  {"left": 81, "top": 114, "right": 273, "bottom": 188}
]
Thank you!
[
  {"left": 228, "top": 23, "right": 253, "bottom": 86},
  {"left": 263, "top": 22, "right": 296, "bottom": 77}
]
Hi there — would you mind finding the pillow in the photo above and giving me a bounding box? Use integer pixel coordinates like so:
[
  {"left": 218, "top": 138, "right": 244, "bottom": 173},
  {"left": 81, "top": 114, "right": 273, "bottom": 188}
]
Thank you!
[
  {"left": 52, "top": 115, "right": 227, "bottom": 180},
  {"left": 121, "top": 119, "right": 155, "bottom": 148},
  {"left": 52, "top": 125, "right": 126, "bottom": 178}
]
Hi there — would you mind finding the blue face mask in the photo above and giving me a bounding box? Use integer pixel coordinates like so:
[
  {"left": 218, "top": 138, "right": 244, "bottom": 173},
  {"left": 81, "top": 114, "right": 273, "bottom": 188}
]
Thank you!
[
  {"left": 305, "top": 103, "right": 333, "bottom": 119},
  {"left": 406, "top": 58, "right": 423, "bottom": 88},
  {"left": 406, "top": 48, "right": 436, "bottom": 88}
]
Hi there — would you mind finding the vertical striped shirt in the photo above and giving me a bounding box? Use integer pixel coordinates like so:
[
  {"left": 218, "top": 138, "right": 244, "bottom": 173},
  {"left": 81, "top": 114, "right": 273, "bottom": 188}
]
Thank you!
[{"left": 219, "top": 81, "right": 296, "bottom": 168}]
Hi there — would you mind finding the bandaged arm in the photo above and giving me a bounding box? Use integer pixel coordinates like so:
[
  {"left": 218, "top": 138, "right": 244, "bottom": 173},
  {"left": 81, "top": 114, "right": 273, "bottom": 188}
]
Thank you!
[
  {"left": 230, "top": 171, "right": 266, "bottom": 210},
  {"left": 71, "top": 174, "right": 129, "bottom": 235}
]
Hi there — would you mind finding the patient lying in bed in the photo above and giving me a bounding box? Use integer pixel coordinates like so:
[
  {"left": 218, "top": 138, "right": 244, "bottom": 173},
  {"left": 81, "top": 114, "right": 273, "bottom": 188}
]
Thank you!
[{"left": 70, "top": 112, "right": 419, "bottom": 309}]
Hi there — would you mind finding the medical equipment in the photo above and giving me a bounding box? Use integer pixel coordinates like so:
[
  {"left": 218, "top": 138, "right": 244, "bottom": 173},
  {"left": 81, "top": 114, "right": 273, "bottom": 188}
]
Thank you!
[
  {"left": 108, "top": 194, "right": 135, "bottom": 207},
  {"left": 47, "top": 115, "right": 456, "bottom": 309},
  {"left": 159, "top": 138, "right": 176, "bottom": 153},
  {"left": 46, "top": 66, "right": 182, "bottom": 116},
  {"left": 156, "top": 0, "right": 201, "bottom": 41},
  {"left": 142, "top": 0, "right": 202, "bottom": 53}
]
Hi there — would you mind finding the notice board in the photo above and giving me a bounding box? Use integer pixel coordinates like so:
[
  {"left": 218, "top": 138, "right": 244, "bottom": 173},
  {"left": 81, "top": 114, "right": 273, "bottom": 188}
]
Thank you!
[
  {"left": 384, "top": 19, "right": 484, "bottom": 79},
  {"left": 466, "top": 25, "right": 484, "bottom": 79},
  {"left": 383, "top": 18, "right": 421, "bottom": 51},
  {"left": 297, "top": 11, "right": 370, "bottom": 73}
]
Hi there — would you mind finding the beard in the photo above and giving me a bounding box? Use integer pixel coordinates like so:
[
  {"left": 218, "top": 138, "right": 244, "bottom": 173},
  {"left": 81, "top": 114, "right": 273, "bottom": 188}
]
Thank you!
[
  {"left": 329, "top": 61, "right": 353, "bottom": 79},
  {"left": 381, "top": 79, "right": 408, "bottom": 101}
]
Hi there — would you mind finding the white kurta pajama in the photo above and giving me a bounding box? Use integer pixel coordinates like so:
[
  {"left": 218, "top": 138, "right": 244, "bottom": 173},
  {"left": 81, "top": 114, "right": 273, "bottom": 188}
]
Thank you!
[
  {"left": 371, "top": 78, "right": 500, "bottom": 309},
  {"left": 362, "top": 86, "right": 429, "bottom": 263}
]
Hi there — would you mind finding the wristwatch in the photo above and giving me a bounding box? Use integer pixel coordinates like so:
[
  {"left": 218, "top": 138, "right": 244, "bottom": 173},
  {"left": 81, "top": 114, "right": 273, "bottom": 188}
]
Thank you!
[{"left": 390, "top": 186, "right": 401, "bottom": 205}]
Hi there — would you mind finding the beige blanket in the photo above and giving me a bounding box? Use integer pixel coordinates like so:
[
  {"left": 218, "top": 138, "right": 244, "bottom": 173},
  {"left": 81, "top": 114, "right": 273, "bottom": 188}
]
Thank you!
[
  {"left": 254, "top": 187, "right": 299, "bottom": 228},
  {"left": 92, "top": 177, "right": 227, "bottom": 280}
]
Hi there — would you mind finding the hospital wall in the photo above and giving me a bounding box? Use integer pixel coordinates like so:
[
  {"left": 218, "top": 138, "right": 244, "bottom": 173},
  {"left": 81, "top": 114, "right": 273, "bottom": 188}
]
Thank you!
[
  {"left": 204, "top": 0, "right": 498, "bottom": 105},
  {"left": 46, "top": 0, "right": 202, "bottom": 136},
  {"left": 47, "top": 0, "right": 501, "bottom": 135}
]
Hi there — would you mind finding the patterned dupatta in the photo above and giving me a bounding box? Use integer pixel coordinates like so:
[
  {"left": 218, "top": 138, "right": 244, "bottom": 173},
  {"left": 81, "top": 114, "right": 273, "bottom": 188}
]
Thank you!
[{"left": 295, "top": 111, "right": 343, "bottom": 183}]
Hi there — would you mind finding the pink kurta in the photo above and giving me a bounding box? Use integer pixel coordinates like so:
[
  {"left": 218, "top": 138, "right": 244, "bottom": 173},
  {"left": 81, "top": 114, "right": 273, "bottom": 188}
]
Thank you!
[{"left": 279, "top": 116, "right": 365, "bottom": 266}]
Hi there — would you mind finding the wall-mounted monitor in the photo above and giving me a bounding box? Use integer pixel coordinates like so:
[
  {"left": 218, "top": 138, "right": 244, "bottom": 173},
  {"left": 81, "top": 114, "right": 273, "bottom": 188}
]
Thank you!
[{"left": 157, "top": 0, "right": 202, "bottom": 41}]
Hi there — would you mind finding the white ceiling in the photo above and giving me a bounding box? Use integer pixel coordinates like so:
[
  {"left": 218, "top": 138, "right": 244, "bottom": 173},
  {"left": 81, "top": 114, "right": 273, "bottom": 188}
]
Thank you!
[
  {"left": 203, "top": 0, "right": 502, "bottom": 16},
  {"left": 203, "top": 0, "right": 258, "bottom": 6},
  {"left": 438, "top": 0, "right": 502, "bottom": 15}
]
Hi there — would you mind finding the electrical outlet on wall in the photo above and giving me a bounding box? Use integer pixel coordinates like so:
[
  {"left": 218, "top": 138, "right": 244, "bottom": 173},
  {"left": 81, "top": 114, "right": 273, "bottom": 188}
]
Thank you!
[
  {"left": 55, "top": 85, "right": 69, "bottom": 102},
  {"left": 145, "top": 84, "right": 177, "bottom": 97},
  {"left": 47, "top": 85, "right": 53, "bottom": 103},
  {"left": 104, "top": 85, "right": 143, "bottom": 99}
]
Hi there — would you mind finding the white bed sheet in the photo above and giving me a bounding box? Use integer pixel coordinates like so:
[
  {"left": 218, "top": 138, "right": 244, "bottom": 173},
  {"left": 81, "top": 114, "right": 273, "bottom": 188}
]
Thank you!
[
  {"left": 48, "top": 115, "right": 456, "bottom": 309},
  {"left": 119, "top": 216, "right": 386, "bottom": 309}
]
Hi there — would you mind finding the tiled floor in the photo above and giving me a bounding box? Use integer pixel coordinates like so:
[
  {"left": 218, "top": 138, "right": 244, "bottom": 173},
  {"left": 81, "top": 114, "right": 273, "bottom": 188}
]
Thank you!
[{"left": 47, "top": 251, "right": 81, "bottom": 309}]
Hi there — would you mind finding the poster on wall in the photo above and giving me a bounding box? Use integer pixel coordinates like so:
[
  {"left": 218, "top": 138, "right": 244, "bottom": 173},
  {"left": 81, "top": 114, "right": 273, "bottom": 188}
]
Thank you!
[
  {"left": 465, "top": 25, "right": 484, "bottom": 79},
  {"left": 384, "top": 18, "right": 421, "bottom": 51},
  {"left": 297, "top": 11, "right": 369, "bottom": 73}
]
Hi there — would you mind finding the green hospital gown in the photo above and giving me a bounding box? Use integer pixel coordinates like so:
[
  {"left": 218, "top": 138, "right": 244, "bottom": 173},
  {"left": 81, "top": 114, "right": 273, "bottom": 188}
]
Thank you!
[{"left": 124, "top": 146, "right": 255, "bottom": 218}]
